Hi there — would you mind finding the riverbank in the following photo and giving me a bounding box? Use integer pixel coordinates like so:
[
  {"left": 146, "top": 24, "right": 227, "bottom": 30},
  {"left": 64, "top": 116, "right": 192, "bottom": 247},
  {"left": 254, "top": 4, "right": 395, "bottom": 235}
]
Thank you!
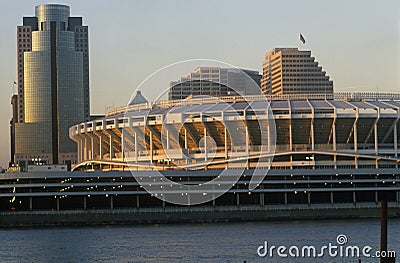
[{"left": 1, "top": 203, "right": 400, "bottom": 227}]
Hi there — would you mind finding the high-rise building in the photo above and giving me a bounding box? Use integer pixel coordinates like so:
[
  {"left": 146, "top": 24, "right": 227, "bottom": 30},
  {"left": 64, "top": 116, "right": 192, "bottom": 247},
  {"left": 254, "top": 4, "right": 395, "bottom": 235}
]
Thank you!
[
  {"left": 13, "top": 4, "right": 89, "bottom": 168},
  {"left": 261, "top": 48, "right": 333, "bottom": 95},
  {"left": 169, "top": 67, "right": 262, "bottom": 100}
]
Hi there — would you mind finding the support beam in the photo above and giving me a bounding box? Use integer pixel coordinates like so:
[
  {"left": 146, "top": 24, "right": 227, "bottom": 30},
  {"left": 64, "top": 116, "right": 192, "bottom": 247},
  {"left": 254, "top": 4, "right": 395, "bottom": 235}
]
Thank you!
[
  {"left": 134, "top": 132, "right": 138, "bottom": 163},
  {"left": 374, "top": 121, "right": 379, "bottom": 155},
  {"left": 394, "top": 122, "right": 398, "bottom": 157},
  {"left": 99, "top": 135, "right": 103, "bottom": 159},
  {"left": 150, "top": 130, "right": 154, "bottom": 163},
  {"left": 310, "top": 120, "right": 315, "bottom": 151},
  {"left": 90, "top": 136, "right": 94, "bottom": 160},
  {"left": 121, "top": 131, "right": 124, "bottom": 161},
  {"left": 224, "top": 127, "right": 228, "bottom": 159},
  {"left": 204, "top": 127, "right": 207, "bottom": 162},
  {"left": 332, "top": 119, "right": 337, "bottom": 151}
]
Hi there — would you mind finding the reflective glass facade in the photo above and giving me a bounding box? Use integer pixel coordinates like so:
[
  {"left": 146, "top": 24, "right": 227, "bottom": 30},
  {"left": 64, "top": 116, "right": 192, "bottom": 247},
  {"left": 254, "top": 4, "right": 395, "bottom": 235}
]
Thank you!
[{"left": 14, "top": 4, "right": 88, "bottom": 166}]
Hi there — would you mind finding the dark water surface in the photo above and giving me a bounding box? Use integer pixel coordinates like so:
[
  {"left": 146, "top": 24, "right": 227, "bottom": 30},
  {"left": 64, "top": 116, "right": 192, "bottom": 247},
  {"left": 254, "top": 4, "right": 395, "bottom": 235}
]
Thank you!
[{"left": 0, "top": 219, "right": 399, "bottom": 262}]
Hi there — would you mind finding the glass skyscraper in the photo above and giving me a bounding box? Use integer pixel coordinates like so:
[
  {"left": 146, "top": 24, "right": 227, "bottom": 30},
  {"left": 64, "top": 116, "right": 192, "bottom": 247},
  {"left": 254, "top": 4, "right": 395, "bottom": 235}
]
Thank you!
[{"left": 13, "top": 4, "right": 89, "bottom": 168}]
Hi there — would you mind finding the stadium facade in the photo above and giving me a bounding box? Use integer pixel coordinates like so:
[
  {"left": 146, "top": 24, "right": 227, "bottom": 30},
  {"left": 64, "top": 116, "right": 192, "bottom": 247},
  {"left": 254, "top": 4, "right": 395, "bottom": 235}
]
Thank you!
[{"left": 1, "top": 92, "right": 400, "bottom": 220}]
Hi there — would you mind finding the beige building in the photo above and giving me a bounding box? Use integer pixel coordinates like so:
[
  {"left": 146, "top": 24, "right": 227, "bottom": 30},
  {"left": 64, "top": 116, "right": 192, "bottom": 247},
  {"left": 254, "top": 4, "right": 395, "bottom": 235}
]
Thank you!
[{"left": 261, "top": 48, "right": 333, "bottom": 95}]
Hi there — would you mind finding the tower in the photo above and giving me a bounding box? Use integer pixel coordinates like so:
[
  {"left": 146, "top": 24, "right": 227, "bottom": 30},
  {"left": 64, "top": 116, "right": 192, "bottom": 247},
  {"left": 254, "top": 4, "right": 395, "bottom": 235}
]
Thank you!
[{"left": 13, "top": 4, "right": 89, "bottom": 168}]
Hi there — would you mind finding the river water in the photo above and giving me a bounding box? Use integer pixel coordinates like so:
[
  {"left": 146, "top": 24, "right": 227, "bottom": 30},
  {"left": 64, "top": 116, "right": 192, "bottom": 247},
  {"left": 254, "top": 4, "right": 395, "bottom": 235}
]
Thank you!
[{"left": 0, "top": 219, "right": 399, "bottom": 262}]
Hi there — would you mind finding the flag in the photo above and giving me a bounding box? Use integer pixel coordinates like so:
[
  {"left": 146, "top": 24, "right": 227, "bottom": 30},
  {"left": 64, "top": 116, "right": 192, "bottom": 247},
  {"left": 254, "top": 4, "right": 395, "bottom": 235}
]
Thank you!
[{"left": 300, "top": 33, "right": 306, "bottom": 44}]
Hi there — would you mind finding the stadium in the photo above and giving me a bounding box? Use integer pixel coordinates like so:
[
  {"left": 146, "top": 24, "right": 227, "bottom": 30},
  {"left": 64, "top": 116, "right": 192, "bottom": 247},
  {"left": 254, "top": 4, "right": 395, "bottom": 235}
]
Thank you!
[{"left": 1, "top": 92, "right": 400, "bottom": 221}]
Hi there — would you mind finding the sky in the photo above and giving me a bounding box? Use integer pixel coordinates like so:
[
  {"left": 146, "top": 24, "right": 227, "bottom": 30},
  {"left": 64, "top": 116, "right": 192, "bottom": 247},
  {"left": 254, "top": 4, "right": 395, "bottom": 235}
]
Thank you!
[{"left": 0, "top": 0, "right": 399, "bottom": 167}]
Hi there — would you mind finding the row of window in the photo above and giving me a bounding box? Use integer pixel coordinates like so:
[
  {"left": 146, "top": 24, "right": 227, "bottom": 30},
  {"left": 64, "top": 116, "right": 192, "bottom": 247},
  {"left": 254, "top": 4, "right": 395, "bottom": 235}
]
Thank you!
[
  {"left": 75, "top": 27, "right": 88, "bottom": 33},
  {"left": 18, "top": 44, "right": 31, "bottom": 48},
  {"left": 283, "top": 74, "right": 328, "bottom": 77},
  {"left": 282, "top": 54, "right": 310, "bottom": 58},
  {"left": 18, "top": 27, "right": 31, "bottom": 33},
  {"left": 283, "top": 83, "right": 333, "bottom": 86},
  {"left": 283, "top": 69, "right": 323, "bottom": 73},
  {"left": 18, "top": 34, "right": 31, "bottom": 38},
  {"left": 282, "top": 59, "right": 315, "bottom": 63},
  {"left": 19, "top": 38, "right": 31, "bottom": 43}
]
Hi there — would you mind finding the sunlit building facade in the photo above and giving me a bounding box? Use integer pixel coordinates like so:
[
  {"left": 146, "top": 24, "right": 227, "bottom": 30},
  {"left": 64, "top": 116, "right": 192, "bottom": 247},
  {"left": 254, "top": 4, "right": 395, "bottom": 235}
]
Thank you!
[
  {"left": 13, "top": 4, "right": 89, "bottom": 168},
  {"left": 169, "top": 67, "right": 262, "bottom": 100},
  {"left": 261, "top": 48, "right": 333, "bottom": 95}
]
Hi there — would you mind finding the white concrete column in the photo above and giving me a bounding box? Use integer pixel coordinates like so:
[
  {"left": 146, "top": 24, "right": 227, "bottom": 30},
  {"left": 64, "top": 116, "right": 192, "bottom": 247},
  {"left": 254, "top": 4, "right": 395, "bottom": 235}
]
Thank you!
[
  {"left": 90, "top": 136, "right": 94, "bottom": 160},
  {"left": 77, "top": 139, "right": 82, "bottom": 163},
  {"left": 353, "top": 121, "right": 358, "bottom": 152},
  {"left": 374, "top": 122, "right": 379, "bottom": 155},
  {"left": 394, "top": 122, "right": 398, "bottom": 157},
  {"left": 353, "top": 116, "right": 358, "bottom": 169},
  {"left": 134, "top": 132, "right": 138, "bottom": 163},
  {"left": 289, "top": 120, "right": 293, "bottom": 151},
  {"left": 99, "top": 136, "right": 103, "bottom": 159},
  {"left": 224, "top": 127, "right": 228, "bottom": 159},
  {"left": 311, "top": 120, "right": 315, "bottom": 151},
  {"left": 109, "top": 135, "right": 113, "bottom": 160},
  {"left": 245, "top": 126, "right": 249, "bottom": 155},
  {"left": 332, "top": 118, "right": 337, "bottom": 151},
  {"left": 166, "top": 129, "right": 170, "bottom": 150},
  {"left": 204, "top": 127, "right": 207, "bottom": 162},
  {"left": 149, "top": 130, "right": 153, "bottom": 162},
  {"left": 121, "top": 131, "right": 124, "bottom": 161},
  {"left": 184, "top": 128, "right": 188, "bottom": 149},
  {"left": 84, "top": 137, "right": 88, "bottom": 161}
]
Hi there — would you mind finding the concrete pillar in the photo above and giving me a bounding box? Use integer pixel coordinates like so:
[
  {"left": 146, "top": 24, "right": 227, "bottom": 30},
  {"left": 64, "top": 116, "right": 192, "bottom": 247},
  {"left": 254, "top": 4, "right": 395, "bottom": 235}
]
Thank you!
[
  {"left": 307, "top": 192, "right": 311, "bottom": 205},
  {"left": 224, "top": 127, "right": 228, "bottom": 159},
  {"left": 284, "top": 192, "right": 288, "bottom": 205},
  {"left": 332, "top": 119, "right": 336, "bottom": 151},
  {"left": 134, "top": 132, "right": 138, "bottom": 163},
  {"left": 91, "top": 136, "right": 94, "bottom": 160},
  {"left": 110, "top": 195, "right": 114, "bottom": 209},
  {"left": 121, "top": 131, "right": 124, "bottom": 161},
  {"left": 353, "top": 121, "right": 358, "bottom": 152},
  {"left": 311, "top": 120, "right": 314, "bottom": 151},
  {"left": 184, "top": 128, "right": 188, "bottom": 149},
  {"left": 289, "top": 121, "right": 293, "bottom": 151},
  {"left": 245, "top": 126, "right": 249, "bottom": 169},
  {"left": 149, "top": 130, "right": 153, "bottom": 162},
  {"left": 236, "top": 193, "right": 240, "bottom": 206},
  {"left": 99, "top": 136, "right": 103, "bottom": 159},
  {"left": 77, "top": 140, "right": 81, "bottom": 163},
  {"left": 374, "top": 122, "right": 379, "bottom": 155},
  {"left": 56, "top": 198, "right": 60, "bottom": 211},
  {"left": 109, "top": 135, "right": 113, "bottom": 160},
  {"left": 204, "top": 127, "right": 207, "bottom": 162},
  {"left": 394, "top": 122, "right": 398, "bottom": 157},
  {"left": 136, "top": 195, "right": 140, "bottom": 209},
  {"left": 84, "top": 137, "right": 88, "bottom": 161},
  {"left": 166, "top": 129, "right": 170, "bottom": 149},
  {"left": 29, "top": 197, "right": 32, "bottom": 210},
  {"left": 330, "top": 191, "right": 334, "bottom": 204},
  {"left": 83, "top": 196, "right": 87, "bottom": 209}
]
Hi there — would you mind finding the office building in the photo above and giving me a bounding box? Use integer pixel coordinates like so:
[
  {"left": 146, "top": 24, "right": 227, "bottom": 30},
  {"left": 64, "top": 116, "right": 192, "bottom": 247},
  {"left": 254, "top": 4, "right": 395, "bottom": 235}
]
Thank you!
[
  {"left": 261, "top": 48, "right": 333, "bottom": 95},
  {"left": 13, "top": 4, "right": 89, "bottom": 168},
  {"left": 169, "top": 67, "right": 261, "bottom": 100}
]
